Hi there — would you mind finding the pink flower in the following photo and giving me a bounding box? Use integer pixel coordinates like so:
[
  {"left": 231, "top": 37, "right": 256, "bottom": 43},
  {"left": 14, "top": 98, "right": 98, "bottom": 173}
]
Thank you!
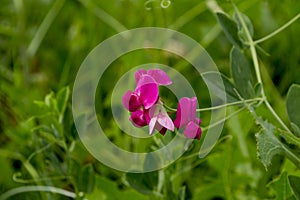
[
  {"left": 122, "top": 75, "right": 159, "bottom": 112},
  {"left": 129, "top": 109, "right": 150, "bottom": 127},
  {"left": 135, "top": 69, "right": 172, "bottom": 86},
  {"left": 148, "top": 101, "right": 174, "bottom": 135},
  {"left": 174, "top": 97, "right": 202, "bottom": 140}
]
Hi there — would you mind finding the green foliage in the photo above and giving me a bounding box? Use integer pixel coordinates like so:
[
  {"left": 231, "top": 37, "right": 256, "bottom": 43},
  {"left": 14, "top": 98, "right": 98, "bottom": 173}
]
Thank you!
[
  {"left": 125, "top": 172, "right": 158, "bottom": 195},
  {"left": 269, "top": 171, "right": 295, "bottom": 200},
  {"left": 86, "top": 175, "right": 148, "bottom": 200},
  {"left": 230, "top": 47, "right": 255, "bottom": 98},
  {"left": 288, "top": 175, "right": 300, "bottom": 199},
  {"left": 256, "top": 119, "right": 284, "bottom": 169},
  {"left": 286, "top": 84, "right": 300, "bottom": 136},
  {"left": 216, "top": 12, "right": 242, "bottom": 48},
  {"left": 1, "top": 0, "right": 300, "bottom": 199},
  {"left": 78, "top": 164, "right": 95, "bottom": 194}
]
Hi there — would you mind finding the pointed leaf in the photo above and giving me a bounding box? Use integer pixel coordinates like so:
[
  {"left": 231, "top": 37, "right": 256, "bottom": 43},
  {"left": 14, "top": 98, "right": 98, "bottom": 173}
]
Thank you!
[
  {"left": 216, "top": 12, "right": 242, "bottom": 48},
  {"left": 56, "top": 86, "right": 70, "bottom": 114},
  {"left": 286, "top": 84, "right": 300, "bottom": 136},
  {"left": 288, "top": 175, "right": 300, "bottom": 199},
  {"left": 270, "top": 172, "right": 294, "bottom": 200},
  {"left": 230, "top": 47, "right": 255, "bottom": 98},
  {"left": 233, "top": 12, "right": 254, "bottom": 42},
  {"left": 78, "top": 164, "right": 95, "bottom": 194},
  {"left": 126, "top": 171, "right": 158, "bottom": 195}
]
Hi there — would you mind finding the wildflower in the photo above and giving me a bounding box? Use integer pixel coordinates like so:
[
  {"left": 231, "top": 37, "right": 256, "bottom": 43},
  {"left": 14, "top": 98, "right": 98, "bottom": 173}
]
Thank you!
[
  {"left": 129, "top": 109, "right": 150, "bottom": 127},
  {"left": 174, "top": 97, "right": 202, "bottom": 140},
  {"left": 148, "top": 101, "right": 174, "bottom": 135},
  {"left": 122, "top": 75, "right": 159, "bottom": 111}
]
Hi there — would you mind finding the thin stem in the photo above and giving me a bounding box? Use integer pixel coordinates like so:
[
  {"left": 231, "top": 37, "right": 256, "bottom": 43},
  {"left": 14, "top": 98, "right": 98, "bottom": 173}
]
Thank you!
[
  {"left": 202, "top": 105, "right": 247, "bottom": 132},
  {"left": 164, "top": 98, "right": 262, "bottom": 112},
  {"left": 196, "top": 98, "right": 262, "bottom": 112},
  {"left": 0, "top": 186, "right": 77, "bottom": 200},
  {"left": 233, "top": 4, "right": 291, "bottom": 133},
  {"left": 254, "top": 13, "right": 300, "bottom": 44},
  {"left": 13, "top": 173, "right": 71, "bottom": 184},
  {"left": 264, "top": 100, "right": 291, "bottom": 132},
  {"left": 233, "top": 4, "right": 262, "bottom": 86}
]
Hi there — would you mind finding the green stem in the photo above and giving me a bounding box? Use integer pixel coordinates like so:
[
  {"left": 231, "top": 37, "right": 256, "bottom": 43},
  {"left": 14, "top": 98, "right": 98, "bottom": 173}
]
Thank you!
[
  {"left": 233, "top": 4, "right": 291, "bottom": 133},
  {"left": 0, "top": 186, "right": 77, "bottom": 200},
  {"left": 264, "top": 100, "right": 291, "bottom": 132},
  {"left": 202, "top": 105, "right": 247, "bottom": 132},
  {"left": 281, "top": 145, "right": 300, "bottom": 168},
  {"left": 164, "top": 98, "right": 262, "bottom": 112},
  {"left": 196, "top": 98, "right": 262, "bottom": 112},
  {"left": 254, "top": 12, "right": 300, "bottom": 44}
]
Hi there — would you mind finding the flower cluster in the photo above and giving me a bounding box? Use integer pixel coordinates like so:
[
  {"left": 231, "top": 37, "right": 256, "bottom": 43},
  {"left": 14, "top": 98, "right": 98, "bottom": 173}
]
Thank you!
[{"left": 122, "top": 69, "right": 202, "bottom": 140}]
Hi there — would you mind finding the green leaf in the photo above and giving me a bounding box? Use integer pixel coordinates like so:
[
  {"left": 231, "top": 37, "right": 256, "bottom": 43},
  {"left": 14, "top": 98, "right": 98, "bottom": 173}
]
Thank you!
[
  {"left": 202, "top": 72, "right": 240, "bottom": 103},
  {"left": 233, "top": 12, "right": 254, "bottom": 42},
  {"left": 78, "top": 164, "right": 95, "bottom": 194},
  {"left": 291, "top": 123, "right": 300, "bottom": 137},
  {"left": 230, "top": 47, "right": 255, "bottom": 99},
  {"left": 86, "top": 176, "right": 148, "bottom": 200},
  {"left": 178, "top": 186, "right": 186, "bottom": 200},
  {"left": 216, "top": 12, "right": 242, "bottom": 48},
  {"left": 221, "top": 74, "right": 241, "bottom": 103},
  {"left": 286, "top": 84, "right": 300, "bottom": 136},
  {"left": 56, "top": 86, "right": 70, "bottom": 114},
  {"left": 256, "top": 118, "right": 300, "bottom": 169},
  {"left": 126, "top": 171, "right": 158, "bottom": 195},
  {"left": 44, "top": 91, "right": 56, "bottom": 110},
  {"left": 256, "top": 119, "right": 284, "bottom": 169},
  {"left": 38, "top": 130, "right": 66, "bottom": 149},
  {"left": 270, "top": 172, "right": 294, "bottom": 200},
  {"left": 288, "top": 175, "right": 300, "bottom": 199}
]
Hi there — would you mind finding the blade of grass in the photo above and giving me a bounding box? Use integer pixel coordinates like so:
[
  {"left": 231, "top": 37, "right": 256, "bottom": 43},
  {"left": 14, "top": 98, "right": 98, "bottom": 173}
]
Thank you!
[
  {"left": 77, "top": 0, "right": 127, "bottom": 33},
  {"left": 26, "top": 0, "right": 65, "bottom": 57}
]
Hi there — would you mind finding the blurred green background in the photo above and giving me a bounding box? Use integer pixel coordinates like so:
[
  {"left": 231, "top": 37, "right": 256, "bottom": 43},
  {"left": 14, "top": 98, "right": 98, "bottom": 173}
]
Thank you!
[{"left": 0, "top": 0, "right": 300, "bottom": 199}]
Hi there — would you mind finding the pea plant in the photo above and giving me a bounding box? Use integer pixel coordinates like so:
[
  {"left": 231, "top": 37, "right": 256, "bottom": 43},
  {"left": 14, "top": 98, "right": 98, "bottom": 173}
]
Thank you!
[{"left": 0, "top": 1, "right": 299, "bottom": 200}]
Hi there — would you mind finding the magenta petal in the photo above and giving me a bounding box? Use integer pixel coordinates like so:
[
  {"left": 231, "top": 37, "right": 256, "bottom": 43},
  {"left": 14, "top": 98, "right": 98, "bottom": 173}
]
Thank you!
[
  {"left": 157, "top": 113, "right": 174, "bottom": 131},
  {"left": 135, "top": 69, "right": 147, "bottom": 84},
  {"left": 136, "top": 83, "right": 158, "bottom": 109},
  {"left": 130, "top": 110, "right": 148, "bottom": 127},
  {"left": 148, "top": 69, "right": 172, "bottom": 85},
  {"left": 144, "top": 109, "right": 151, "bottom": 124},
  {"left": 122, "top": 90, "right": 134, "bottom": 110},
  {"left": 177, "top": 97, "right": 197, "bottom": 127},
  {"left": 184, "top": 121, "right": 200, "bottom": 139},
  {"left": 174, "top": 103, "right": 181, "bottom": 128},
  {"left": 136, "top": 74, "right": 157, "bottom": 89},
  {"left": 196, "top": 126, "right": 202, "bottom": 140},
  {"left": 128, "top": 93, "right": 141, "bottom": 112},
  {"left": 195, "top": 117, "right": 202, "bottom": 125}
]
